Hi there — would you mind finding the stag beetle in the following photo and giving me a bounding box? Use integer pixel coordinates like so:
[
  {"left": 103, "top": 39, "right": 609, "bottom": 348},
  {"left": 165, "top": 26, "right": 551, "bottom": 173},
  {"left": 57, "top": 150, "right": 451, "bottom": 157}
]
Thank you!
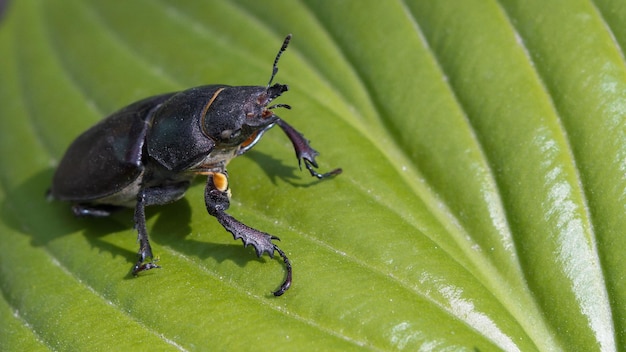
[{"left": 48, "top": 35, "right": 341, "bottom": 296}]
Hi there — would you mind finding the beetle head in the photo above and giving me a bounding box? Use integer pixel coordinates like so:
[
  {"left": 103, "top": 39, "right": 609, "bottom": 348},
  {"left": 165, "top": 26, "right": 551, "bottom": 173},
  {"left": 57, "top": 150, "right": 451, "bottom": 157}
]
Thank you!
[
  {"left": 201, "top": 34, "right": 293, "bottom": 149},
  {"left": 201, "top": 84, "right": 288, "bottom": 148}
]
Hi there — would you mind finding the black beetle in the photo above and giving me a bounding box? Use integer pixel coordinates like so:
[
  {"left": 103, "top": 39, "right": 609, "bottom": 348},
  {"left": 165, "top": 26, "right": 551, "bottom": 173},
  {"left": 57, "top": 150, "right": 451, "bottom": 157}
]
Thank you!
[{"left": 48, "top": 35, "right": 341, "bottom": 296}]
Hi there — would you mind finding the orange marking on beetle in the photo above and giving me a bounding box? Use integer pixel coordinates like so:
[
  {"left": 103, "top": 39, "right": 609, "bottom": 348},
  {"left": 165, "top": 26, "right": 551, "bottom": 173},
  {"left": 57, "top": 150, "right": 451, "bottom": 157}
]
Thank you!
[
  {"left": 240, "top": 131, "right": 259, "bottom": 149},
  {"left": 212, "top": 172, "right": 229, "bottom": 192},
  {"left": 194, "top": 171, "right": 230, "bottom": 196}
]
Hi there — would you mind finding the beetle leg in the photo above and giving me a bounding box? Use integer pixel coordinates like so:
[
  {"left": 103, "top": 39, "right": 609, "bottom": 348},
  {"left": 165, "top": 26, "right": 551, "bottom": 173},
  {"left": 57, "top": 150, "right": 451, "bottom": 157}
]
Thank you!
[
  {"left": 132, "top": 190, "right": 159, "bottom": 275},
  {"left": 131, "top": 182, "right": 190, "bottom": 275},
  {"left": 276, "top": 119, "right": 342, "bottom": 179},
  {"left": 204, "top": 172, "right": 292, "bottom": 296}
]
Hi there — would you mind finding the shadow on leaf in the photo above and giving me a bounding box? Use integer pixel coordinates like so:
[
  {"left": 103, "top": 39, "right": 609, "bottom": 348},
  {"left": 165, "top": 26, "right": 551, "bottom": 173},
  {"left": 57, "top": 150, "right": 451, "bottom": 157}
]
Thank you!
[
  {"left": 245, "top": 149, "right": 332, "bottom": 188},
  {"left": 149, "top": 198, "right": 272, "bottom": 268},
  {"left": 2, "top": 168, "right": 280, "bottom": 280}
]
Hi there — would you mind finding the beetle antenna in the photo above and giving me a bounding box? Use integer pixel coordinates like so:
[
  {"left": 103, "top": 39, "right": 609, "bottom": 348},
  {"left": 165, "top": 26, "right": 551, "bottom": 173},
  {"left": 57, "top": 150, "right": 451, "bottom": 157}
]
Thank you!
[{"left": 268, "top": 34, "right": 292, "bottom": 87}]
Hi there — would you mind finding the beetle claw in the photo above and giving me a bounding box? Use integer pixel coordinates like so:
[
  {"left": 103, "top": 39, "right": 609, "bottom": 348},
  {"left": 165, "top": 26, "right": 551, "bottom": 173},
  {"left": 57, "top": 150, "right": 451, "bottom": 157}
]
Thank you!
[
  {"left": 272, "top": 245, "right": 292, "bottom": 296},
  {"left": 304, "top": 159, "right": 343, "bottom": 179},
  {"left": 132, "top": 260, "right": 161, "bottom": 276},
  {"left": 217, "top": 210, "right": 291, "bottom": 295},
  {"left": 275, "top": 119, "right": 341, "bottom": 180}
]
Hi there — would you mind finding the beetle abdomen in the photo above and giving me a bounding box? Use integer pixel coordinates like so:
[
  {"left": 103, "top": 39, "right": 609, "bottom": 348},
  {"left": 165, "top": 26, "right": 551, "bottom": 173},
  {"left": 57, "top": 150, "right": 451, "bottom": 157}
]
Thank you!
[{"left": 50, "top": 93, "right": 174, "bottom": 202}]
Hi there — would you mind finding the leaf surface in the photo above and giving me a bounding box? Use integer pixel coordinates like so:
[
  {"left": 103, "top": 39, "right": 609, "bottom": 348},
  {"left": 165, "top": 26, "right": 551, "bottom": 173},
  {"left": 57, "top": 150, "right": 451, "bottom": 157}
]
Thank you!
[{"left": 1, "top": 0, "right": 624, "bottom": 350}]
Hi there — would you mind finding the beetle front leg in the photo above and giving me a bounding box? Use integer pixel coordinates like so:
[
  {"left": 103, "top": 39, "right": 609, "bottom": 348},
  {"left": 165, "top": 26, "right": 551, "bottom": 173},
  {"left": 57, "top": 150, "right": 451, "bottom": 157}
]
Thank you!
[
  {"left": 276, "top": 119, "right": 342, "bottom": 179},
  {"left": 204, "top": 172, "right": 292, "bottom": 296}
]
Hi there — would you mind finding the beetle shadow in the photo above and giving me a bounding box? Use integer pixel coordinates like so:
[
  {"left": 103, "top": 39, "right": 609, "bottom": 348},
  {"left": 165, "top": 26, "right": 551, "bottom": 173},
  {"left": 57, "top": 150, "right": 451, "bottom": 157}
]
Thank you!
[
  {"left": 148, "top": 198, "right": 271, "bottom": 270},
  {"left": 1, "top": 169, "right": 265, "bottom": 278},
  {"left": 1, "top": 169, "right": 145, "bottom": 267},
  {"left": 78, "top": 192, "right": 267, "bottom": 274},
  {"left": 245, "top": 149, "right": 329, "bottom": 188}
]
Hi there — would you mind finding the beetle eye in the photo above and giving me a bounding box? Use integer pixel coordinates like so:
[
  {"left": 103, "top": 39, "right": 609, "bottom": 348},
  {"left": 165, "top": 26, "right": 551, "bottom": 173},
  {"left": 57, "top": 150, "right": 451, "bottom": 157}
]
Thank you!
[{"left": 220, "top": 129, "right": 241, "bottom": 140}]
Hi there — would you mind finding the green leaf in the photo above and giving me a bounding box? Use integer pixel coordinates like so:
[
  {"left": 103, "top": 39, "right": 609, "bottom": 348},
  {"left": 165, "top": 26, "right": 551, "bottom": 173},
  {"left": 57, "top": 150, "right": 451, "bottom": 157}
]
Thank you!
[{"left": 1, "top": 0, "right": 624, "bottom": 350}]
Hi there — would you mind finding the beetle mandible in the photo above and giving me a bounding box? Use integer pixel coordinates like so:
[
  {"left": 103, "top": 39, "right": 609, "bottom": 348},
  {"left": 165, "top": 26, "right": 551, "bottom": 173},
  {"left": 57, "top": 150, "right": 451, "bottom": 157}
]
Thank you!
[{"left": 48, "top": 34, "right": 341, "bottom": 296}]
